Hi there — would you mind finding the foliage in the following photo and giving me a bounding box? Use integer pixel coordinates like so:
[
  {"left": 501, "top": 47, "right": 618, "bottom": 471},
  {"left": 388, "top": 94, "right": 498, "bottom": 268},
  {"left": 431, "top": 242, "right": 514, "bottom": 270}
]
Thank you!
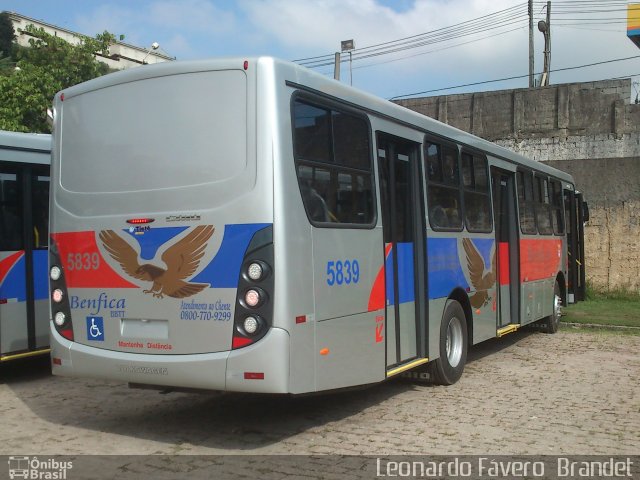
[
  {"left": 562, "top": 296, "right": 640, "bottom": 328},
  {"left": 0, "top": 24, "right": 115, "bottom": 133},
  {"left": 0, "top": 12, "right": 15, "bottom": 58}
]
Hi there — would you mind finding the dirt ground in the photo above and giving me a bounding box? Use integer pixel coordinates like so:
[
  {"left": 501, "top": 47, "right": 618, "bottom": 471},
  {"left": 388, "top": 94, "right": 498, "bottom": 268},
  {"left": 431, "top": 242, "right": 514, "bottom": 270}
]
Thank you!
[{"left": 1, "top": 328, "right": 638, "bottom": 456}]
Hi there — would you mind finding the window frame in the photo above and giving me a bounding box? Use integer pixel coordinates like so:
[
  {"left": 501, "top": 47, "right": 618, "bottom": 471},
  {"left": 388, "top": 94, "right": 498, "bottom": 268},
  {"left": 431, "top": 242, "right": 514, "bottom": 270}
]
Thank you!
[
  {"left": 460, "top": 149, "right": 493, "bottom": 234},
  {"left": 0, "top": 165, "right": 25, "bottom": 252},
  {"left": 533, "top": 174, "right": 554, "bottom": 236},
  {"left": 516, "top": 168, "right": 537, "bottom": 235},
  {"left": 291, "top": 93, "right": 377, "bottom": 229},
  {"left": 424, "top": 136, "right": 464, "bottom": 233},
  {"left": 549, "top": 177, "right": 565, "bottom": 236}
]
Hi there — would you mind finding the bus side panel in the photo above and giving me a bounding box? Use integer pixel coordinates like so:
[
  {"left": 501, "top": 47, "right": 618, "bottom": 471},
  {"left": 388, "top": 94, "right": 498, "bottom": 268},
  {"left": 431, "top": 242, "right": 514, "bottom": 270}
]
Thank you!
[
  {"left": 520, "top": 238, "right": 562, "bottom": 324},
  {"left": 311, "top": 228, "right": 385, "bottom": 390},
  {"left": 0, "top": 251, "right": 29, "bottom": 354},
  {"left": 315, "top": 313, "right": 383, "bottom": 391}
]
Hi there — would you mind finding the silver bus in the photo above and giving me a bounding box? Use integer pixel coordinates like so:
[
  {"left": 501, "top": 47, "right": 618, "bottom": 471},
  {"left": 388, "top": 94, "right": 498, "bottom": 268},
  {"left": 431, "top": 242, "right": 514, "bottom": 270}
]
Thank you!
[
  {"left": 0, "top": 130, "right": 51, "bottom": 362},
  {"left": 49, "top": 57, "right": 586, "bottom": 393}
]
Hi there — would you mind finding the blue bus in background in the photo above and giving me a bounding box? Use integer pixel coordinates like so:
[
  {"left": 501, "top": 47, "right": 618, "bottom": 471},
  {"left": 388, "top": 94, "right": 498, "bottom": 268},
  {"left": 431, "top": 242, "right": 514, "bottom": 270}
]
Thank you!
[{"left": 0, "top": 130, "right": 51, "bottom": 362}]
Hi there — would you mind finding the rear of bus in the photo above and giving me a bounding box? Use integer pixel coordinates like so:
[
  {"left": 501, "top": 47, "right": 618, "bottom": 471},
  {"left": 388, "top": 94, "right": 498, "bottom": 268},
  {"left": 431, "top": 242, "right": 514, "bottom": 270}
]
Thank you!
[{"left": 49, "top": 58, "right": 287, "bottom": 392}]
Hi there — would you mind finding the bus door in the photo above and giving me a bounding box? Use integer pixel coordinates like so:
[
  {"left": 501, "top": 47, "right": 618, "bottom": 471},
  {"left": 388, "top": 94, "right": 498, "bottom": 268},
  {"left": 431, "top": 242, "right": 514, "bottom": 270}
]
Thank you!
[
  {"left": 376, "top": 133, "right": 426, "bottom": 369},
  {"left": 0, "top": 164, "right": 49, "bottom": 358},
  {"left": 564, "top": 189, "right": 586, "bottom": 303},
  {"left": 491, "top": 168, "right": 520, "bottom": 327}
]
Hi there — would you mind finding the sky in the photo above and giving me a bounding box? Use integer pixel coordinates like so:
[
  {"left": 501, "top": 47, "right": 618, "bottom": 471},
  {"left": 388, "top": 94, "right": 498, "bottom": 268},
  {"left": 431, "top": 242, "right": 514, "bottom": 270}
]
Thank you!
[{"left": 3, "top": 0, "right": 639, "bottom": 100}]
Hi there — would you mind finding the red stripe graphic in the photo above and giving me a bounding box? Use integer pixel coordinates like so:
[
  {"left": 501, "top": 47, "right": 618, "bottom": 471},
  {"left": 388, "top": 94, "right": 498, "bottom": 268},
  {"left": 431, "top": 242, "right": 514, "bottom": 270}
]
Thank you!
[
  {"left": 520, "top": 238, "right": 562, "bottom": 282},
  {"left": 52, "top": 232, "right": 137, "bottom": 288},
  {"left": 0, "top": 251, "right": 24, "bottom": 285},
  {"left": 498, "top": 242, "right": 510, "bottom": 286},
  {"left": 368, "top": 243, "right": 393, "bottom": 312}
]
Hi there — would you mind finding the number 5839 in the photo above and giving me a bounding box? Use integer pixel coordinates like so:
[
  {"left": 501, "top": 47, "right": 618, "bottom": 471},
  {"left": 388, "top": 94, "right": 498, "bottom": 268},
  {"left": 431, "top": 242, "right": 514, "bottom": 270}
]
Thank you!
[
  {"left": 66, "top": 252, "right": 100, "bottom": 271},
  {"left": 326, "top": 259, "right": 360, "bottom": 286}
]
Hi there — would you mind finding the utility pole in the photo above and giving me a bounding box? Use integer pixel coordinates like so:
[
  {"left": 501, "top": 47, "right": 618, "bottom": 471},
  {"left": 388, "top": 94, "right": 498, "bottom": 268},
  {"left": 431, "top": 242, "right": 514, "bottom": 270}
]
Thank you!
[
  {"left": 528, "top": 0, "right": 534, "bottom": 88},
  {"left": 547, "top": 1, "right": 551, "bottom": 85},
  {"left": 334, "top": 52, "right": 341, "bottom": 80},
  {"left": 538, "top": 1, "right": 551, "bottom": 86}
]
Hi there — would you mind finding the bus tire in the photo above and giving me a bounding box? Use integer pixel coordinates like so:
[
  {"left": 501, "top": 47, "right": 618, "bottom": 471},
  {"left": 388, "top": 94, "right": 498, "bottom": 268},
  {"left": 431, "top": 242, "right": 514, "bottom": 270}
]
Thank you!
[
  {"left": 544, "top": 281, "right": 562, "bottom": 334},
  {"left": 429, "top": 299, "right": 468, "bottom": 385}
]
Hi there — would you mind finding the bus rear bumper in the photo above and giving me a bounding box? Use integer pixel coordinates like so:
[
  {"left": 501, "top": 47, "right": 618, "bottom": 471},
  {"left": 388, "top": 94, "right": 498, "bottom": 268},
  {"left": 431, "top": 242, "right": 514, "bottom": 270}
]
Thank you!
[{"left": 50, "top": 325, "right": 290, "bottom": 393}]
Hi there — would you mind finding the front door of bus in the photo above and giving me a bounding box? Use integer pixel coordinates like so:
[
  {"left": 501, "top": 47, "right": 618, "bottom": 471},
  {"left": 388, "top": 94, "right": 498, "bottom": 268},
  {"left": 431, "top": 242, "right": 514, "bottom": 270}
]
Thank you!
[
  {"left": 376, "top": 133, "right": 426, "bottom": 368},
  {"left": 491, "top": 168, "right": 520, "bottom": 327}
]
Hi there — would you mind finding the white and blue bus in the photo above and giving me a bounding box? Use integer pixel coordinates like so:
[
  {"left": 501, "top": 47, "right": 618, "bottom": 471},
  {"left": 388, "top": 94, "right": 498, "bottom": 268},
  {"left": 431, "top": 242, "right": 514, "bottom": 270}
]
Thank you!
[
  {"left": 49, "top": 57, "right": 586, "bottom": 393},
  {"left": 0, "top": 130, "right": 51, "bottom": 362}
]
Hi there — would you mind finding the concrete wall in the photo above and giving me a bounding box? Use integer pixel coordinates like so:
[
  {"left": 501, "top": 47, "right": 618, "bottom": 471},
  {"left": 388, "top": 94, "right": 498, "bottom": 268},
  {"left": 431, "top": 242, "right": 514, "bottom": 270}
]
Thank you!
[{"left": 396, "top": 79, "right": 640, "bottom": 292}]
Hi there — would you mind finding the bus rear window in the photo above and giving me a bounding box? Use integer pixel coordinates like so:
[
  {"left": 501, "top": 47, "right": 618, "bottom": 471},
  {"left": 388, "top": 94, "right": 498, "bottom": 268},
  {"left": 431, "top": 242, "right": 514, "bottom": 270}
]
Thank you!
[{"left": 60, "top": 70, "right": 247, "bottom": 193}]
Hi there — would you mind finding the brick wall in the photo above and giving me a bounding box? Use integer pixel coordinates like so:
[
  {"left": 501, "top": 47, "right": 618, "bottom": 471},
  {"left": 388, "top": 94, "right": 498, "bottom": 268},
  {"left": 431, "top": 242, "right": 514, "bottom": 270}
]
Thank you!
[{"left": 396, "top": 79, "right": 640, "bottom": 291}]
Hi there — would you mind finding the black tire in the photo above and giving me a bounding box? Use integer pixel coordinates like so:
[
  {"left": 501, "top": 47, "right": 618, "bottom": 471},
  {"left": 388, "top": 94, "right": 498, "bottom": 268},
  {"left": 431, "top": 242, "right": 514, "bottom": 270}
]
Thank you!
[
  {"left": 428, "top": 299, "right": 468, "bottom": 385},
  {"left": 544, "top": 281, "right": 562, "bottom": 334}
]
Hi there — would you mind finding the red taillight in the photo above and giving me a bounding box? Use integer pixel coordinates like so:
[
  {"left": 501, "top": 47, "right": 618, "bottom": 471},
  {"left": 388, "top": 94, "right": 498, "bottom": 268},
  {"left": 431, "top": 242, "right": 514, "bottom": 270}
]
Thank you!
[
  {"left": 126, "top": 218, "right": 155, "bottom": 225},
  {"left": 0, "top": 299, "right": 7, "bottom": 305},
  {"left": 59, "top": 328, "right": 74, "bottom": 341},
  {"left": 232, "top": 336, "right": 253, "bottom": 349},
  {"left": 52, "top": 357, "right": 62, "bottom": 365},
  {"left": 243, "top": 60, "right": 248, "bottom": 70},
  {"left": 60, "top": 93, "right": 64, "bottom": 101},
  {"left": 244, "top": 372, "right": 264, "bottom": 380},
  {"left": 296, "top": 315, "right": 306, "bottom": 324}
]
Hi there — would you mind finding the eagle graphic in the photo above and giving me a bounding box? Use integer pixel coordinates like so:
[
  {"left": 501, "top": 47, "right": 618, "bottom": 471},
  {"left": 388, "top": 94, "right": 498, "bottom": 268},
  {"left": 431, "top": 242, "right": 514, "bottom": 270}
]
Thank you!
[
  {"left": 462, "top": 238, "right": 496, "bottom": 308},
  {"left": 99, "top": 225, "right": 214, "bottom": 299}
]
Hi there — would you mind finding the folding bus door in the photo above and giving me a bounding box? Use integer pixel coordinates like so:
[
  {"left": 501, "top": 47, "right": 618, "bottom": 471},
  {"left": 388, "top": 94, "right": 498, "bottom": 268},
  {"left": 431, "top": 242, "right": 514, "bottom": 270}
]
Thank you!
[
  {"left": 376, "top": 133, "right": 427, "bottom": 371},
  {"left": 491, "top": 168, "right": 520, "bottom": 328}
]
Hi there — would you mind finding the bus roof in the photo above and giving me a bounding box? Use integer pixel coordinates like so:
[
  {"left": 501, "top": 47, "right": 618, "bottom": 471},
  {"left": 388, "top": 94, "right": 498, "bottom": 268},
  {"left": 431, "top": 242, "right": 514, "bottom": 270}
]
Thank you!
[
  {"left": 0, "top": 130, "right": 51, "bottom": 165},
  {"left": 56, "top": 56, "right": 574, "bottom": 184}
]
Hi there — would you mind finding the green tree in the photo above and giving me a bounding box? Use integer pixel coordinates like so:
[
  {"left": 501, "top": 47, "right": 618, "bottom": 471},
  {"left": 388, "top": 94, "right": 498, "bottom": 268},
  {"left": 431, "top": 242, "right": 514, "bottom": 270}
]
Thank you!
[
  {"left": 0, "top": 12, "right": 15, "bottom": 58},
  {"left": 0, "top": 24, "right": 115, "bottom": 133}
]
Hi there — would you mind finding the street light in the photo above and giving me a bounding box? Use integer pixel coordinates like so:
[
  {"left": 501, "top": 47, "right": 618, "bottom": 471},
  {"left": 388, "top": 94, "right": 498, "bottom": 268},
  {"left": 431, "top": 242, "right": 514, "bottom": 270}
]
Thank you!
[
  {"left": 141, "top": 42, "right": 160, "bottom": 65},
  {"left": 341, "top": 39, "right": 355, "bottom": 86}
]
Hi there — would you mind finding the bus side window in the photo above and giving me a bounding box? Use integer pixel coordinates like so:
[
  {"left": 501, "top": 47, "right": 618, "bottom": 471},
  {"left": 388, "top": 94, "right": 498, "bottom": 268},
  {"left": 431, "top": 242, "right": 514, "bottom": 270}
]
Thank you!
[
  {"left": 425, "top": 142, "right": 462, "bottom": 231},
  {"left": 534, "top": 176, "right": 553, "bottom": 235},
  {"left": 293, "top": 98, "right": 374, "bottom": 226},
  {"left": 461, "top": 152, "right": 492, "bottom": 233},
  {"left": 0, "top": 172, "right": 23, "bottom": 251},
  {"left": 517, "top": 170, "right": 536, "bottom": 234},
  {"left": 550, "top": 179, "right": 564, "bottom": 235}
]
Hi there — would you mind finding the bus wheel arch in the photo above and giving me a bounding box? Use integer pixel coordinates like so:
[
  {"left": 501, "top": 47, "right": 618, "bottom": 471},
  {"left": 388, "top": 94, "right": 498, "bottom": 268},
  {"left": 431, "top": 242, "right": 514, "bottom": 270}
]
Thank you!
[
  {"left": 448, "top": 288, "right": 473, "bottom": 347},
  {"left": 429, "top": 292, "right": 469, "bottom": 385},
  {"left": 543, "top": 278, "right": 563, "bottom": 334}
]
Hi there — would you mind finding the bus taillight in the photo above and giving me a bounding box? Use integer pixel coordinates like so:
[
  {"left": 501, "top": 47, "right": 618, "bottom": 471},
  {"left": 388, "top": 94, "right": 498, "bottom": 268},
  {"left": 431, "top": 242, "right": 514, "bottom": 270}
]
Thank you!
[
  {"left": 231, "top": 226, "right": 274, "bottom": 350},
  {"left": 49, "top": 238, "right": 74, "bottom": 341}
]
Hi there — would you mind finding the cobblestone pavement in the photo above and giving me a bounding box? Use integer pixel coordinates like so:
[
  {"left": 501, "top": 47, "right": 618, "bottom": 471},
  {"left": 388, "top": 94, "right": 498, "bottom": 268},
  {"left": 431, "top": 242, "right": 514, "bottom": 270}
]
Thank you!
[{"left": 1, "top": 329, "right": 638, "bottom": 456}]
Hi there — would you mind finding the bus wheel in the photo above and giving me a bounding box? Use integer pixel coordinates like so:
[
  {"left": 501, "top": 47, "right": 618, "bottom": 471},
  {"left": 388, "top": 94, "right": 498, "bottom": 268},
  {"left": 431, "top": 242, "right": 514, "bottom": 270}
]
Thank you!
[
  {"left": 429, "top": 300, "right": 468, "bottom": 385},
  {"left": 544, "top": 281, "right": 562, "bottom": 334}
]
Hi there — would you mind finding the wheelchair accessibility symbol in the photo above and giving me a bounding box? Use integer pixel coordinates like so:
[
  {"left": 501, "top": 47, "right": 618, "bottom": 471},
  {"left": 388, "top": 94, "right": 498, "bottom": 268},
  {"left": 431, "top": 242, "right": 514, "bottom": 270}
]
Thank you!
[{"left": 86, "top": 316, "right": 104, "bottom": 341}]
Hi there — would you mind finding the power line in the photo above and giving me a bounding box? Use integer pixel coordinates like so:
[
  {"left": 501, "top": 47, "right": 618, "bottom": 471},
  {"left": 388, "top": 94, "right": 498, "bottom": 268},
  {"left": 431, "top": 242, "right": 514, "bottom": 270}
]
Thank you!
[
  {"left": 389, "top": 55, "right": 640, "bottom": 100},
  {"left": 351, "top": 26, "right": 526, "bottom": 72},
  {"left": 293, "top": 2, "right": 529, "bottom": 67}
]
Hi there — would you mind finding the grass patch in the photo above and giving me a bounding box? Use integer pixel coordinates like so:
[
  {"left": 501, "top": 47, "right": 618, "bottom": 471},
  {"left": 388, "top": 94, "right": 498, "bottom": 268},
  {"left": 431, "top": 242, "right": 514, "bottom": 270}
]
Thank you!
[{"left": 562, "top": 295, "right": 640, "bottom": 328}]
